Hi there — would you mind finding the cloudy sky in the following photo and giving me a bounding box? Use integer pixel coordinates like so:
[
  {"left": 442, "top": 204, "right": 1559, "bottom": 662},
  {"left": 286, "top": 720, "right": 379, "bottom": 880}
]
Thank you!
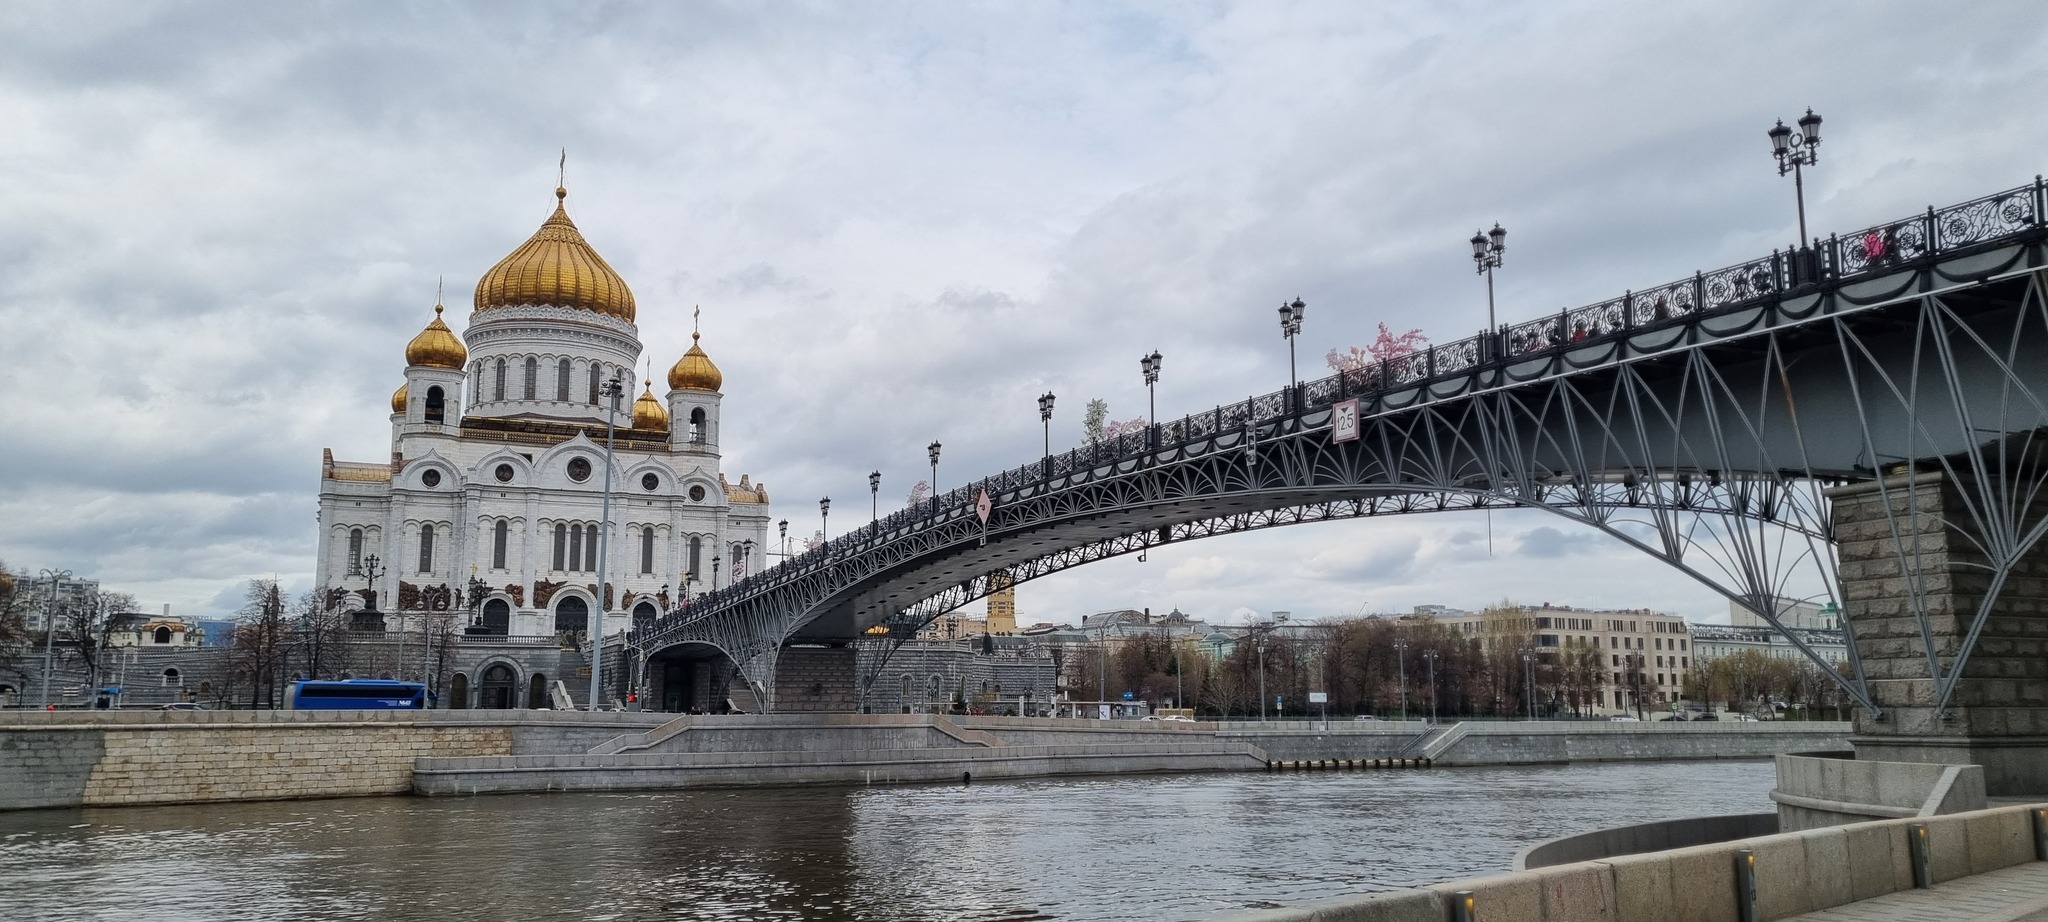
[{"left": 3, "top": 1, "right": 2044, "bottom": 625}]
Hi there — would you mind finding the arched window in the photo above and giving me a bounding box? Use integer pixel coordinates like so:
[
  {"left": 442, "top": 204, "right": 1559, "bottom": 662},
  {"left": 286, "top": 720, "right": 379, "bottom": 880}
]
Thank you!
[
  {"left": 523, "top": 357, "right": 538, "bottom": 400},
  {"left": 481, "top": 599, "right": 510, "bottom": 635},
  {"left": 554, "top": 596, "right": 588, "bottom": 633},
  {"left": 687, "top": 536, "right": 702, "bottom": 581},
  {"left": 491, "top": 520, "right": 508, "bottom": 569},
  {"left": 689, "top": 407, "right": 706, "bottom": 442},
  {"left": 493, "top": 359, "right": 507, "bottom": 401},
  {"left": 153, "top": 626, "right": 172, "bottom": 644},
  {"left": 553, "top": 523, "right": 568, "bottom": 571},
  {"left": 347, "top": 528, "right": 364, "bottom": 574},
  {"left": 162, "top": 668, "right": 181, "bottom": 687},
  {"left": 418, "top": 523, "right": 435, "bottom": 573},
  {"left": 424, "top": 386, "right": 445, "bottom": 423},
  {"left": 640, "top": 526, "right": 655, "bottom": 575},
  {"left": 588, "top": 365, "right": 601, "bottom": 404},
  {"left": 566, "top": 523, "right": 582, "bottom": 572},
  {"left": 585, "top": 525, "right": 600, "bottom": 571},
  {"left": 556, "top": 358, "right": 571, "bottom": 402}
]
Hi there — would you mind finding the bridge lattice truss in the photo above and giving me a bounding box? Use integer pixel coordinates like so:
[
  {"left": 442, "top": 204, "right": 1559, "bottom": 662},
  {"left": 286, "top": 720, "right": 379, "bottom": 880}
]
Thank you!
[{"left": 635, "top": 179, "right": 2048, "bottom": 716}]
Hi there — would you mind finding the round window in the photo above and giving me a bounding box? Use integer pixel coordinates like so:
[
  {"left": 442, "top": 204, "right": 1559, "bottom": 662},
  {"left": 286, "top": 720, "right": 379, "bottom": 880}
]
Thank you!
[
  {"left": 494, "top": 464, "right": 514, "bottom": 483},
  {"left": 688, "top": 485, "right": 706, "bottom": 502},
  {"left": 567, "top": 457, "right": 592, "bottom": 482},
  {"left": 421, "top": 469, "right": 442, "bottom": 488},
  {"left": 641, "top": 473, "right": 660, "bottom": 491}
]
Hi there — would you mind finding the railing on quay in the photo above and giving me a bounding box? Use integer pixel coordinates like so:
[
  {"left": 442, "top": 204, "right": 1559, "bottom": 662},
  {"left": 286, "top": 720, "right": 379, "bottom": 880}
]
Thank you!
[{"left": 644, "top": 177, "right": 2048, "bottom": 640}]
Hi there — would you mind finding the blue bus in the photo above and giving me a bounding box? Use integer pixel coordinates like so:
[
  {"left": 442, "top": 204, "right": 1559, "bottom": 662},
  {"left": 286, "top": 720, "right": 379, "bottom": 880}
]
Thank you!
[{"left": 289, "top": 679, "right": 429, "bottom": 710}]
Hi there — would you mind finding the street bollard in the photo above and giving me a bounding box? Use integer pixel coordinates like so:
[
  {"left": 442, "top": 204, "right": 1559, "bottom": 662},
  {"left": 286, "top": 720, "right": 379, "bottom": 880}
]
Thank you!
[
  {"left": 1450, "top": 889, "right": 1475, "bottom": 922},
  {"left": 1734, "top": 847, "right": 1758, "bottom": 922},
  {"left": 1908, "top": 823, "right": 1932, "bottom": 889}
]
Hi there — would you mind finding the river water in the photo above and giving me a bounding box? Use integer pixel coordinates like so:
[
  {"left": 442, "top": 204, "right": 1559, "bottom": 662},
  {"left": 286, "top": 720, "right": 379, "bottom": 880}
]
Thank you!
[{"left": 0, "top": 760, "right": 1773, "bottom": 922}]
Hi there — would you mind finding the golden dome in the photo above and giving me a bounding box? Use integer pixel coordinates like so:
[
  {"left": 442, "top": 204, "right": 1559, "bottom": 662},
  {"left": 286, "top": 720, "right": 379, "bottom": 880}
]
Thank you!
[
  {"left": 404, "top": 304, "right": 468, "bottom": 369},
  {"left": 667, "top": 331, "right": 723, "bottom": 392},
  {"left": 631, "top": 380, "right": 669, "bottom": 430},
  {"left": 473, "top": 187, "right": 636, "bottom": 321},
  {"left": 391, "top": 382, "right": 408, "bottom": 414}
]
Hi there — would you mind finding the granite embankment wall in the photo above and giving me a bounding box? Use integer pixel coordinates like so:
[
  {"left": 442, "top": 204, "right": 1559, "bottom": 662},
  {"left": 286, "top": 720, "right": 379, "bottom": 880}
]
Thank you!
[
  {"left": 1211, "top": 803, "right": 2048, "bottom": 922},
  {"left": 1438, "top": 721, "right": 1854, "bottom": 765},
  {"left": 0, "top": 710, "right": 668, "bottom": 811}
]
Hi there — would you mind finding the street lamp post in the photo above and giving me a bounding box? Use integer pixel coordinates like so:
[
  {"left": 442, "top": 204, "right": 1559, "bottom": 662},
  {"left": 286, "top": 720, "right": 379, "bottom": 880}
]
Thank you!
[
  {"left": 1037, "top": 392, "right": 1056, "bottom": 457},
  {"left": 820, "top": 496, "right": 831, "bottom": 542},
  {"left": 1521, "top": 647, "right": 1537, "bottom": 721},
  {"left": 1254, "top": 623, "right": 1270, "bottom": 723},
  {"left": 1422, "top": 649, "right": 1440, "bottom": 725},
  {"left": 711, "top": 554, "right": 721, "bottom": 590},
  {"left": 1278, "top": 297, "right": 1304, "bottom": 399},
  {"left": 1139, "top": 351, "right": 1162, "bottom": 448},
  {"left": 589, "top": 374, "right": 625, "bottom": 712},
  {"left": 868, "top": 471, "right": 880, "bottom": 525},
  {"left": 1471, "top": 224, "right": 1506, "bottom": 333},
  {"left": 927, "top": 441, "right": 942, "bottom": 514},
  {"left": 1394, "top": 638, "right": 1408, "bottom": 722},
  {"left": 38, "top": 568, "right": 71, "bottom": 708},
  {"left": 778, "top": 519, "right": 789, "bottom": 558},
  {"left": 1768, "top": 108, "right": 1824, "bottom": 246}
]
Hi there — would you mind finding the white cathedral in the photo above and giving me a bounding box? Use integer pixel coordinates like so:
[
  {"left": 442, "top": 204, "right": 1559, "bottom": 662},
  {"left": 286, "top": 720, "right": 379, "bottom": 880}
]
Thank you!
[{"left": 315, "top": 184, "right": 772, "bottom": 643}]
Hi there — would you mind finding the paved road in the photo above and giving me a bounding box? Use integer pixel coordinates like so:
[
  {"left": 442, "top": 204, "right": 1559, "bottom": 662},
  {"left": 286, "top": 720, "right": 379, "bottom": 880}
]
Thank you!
[{"left": 1787, "top": 863, "right": 2048, "bottom": 922}]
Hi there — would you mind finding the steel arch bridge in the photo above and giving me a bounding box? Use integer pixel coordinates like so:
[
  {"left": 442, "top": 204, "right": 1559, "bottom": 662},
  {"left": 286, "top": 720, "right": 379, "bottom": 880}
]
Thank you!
[{"left": 634, "top": 177, "right": 2048, "bottom": 716}]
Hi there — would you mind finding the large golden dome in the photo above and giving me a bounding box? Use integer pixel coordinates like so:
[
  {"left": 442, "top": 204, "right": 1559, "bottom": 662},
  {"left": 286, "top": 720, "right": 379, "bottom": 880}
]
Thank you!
[
  {"left": 631, "top": 380, "right": 669, "bottom": 430},
  {"left": 404, "top": 305, "right": 468, "bottom": 369},
  {"left": 391, "top": 382, "right": 408, "bottom": 414},
  {"left": 473, "top": 187, "right": 636, "bottom": 321},
  {"left": 667, "top": 331, "right": 723, "bottom": 392}
]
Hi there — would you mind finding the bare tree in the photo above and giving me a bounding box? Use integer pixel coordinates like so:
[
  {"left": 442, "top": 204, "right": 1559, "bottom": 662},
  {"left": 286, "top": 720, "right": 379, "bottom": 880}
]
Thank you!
[
  {"left": 1083, "top": 398, "right": 1108, "bottom": 444},
  {"left": 63, "top": 589, "right": 135, "bottom": 689},
  {"left": 225, "top": 580, "right": 290, "bottom": 708}
]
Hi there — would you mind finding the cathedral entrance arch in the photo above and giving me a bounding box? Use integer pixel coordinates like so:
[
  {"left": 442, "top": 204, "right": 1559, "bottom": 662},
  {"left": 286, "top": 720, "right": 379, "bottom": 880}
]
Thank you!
[
  {"left": 449, "top": 672, "right": 470, "bottom": 709},
  {"left": 528, "top": 673, "right": 549, "bottom": 709},
  {"left": 478, "top": 664, "right": 516, "bottom": 709},
  {"left": 554, "top": 596, "right": 588, "bottom": 635},
  {"left": 481, "top": 598, "right": 510, "bottom": 635}
]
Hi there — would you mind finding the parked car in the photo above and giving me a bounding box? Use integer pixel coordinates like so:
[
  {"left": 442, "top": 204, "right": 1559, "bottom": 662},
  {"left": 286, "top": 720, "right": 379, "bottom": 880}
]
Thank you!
[
  {"left": 1608, "top": 716, "right": 1640, "bottom": 722},
  {"left": 1352, "top": 715, "right": 1378, "bottom": 721},
  {"left": 157, "top": 702, "right": 205, "bottom": 711}
]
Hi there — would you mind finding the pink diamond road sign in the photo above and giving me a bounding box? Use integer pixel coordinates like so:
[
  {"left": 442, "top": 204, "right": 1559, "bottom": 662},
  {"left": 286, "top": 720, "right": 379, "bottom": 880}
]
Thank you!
[{"left": 975, "top": 489, "right": 993, "bottom": 524}]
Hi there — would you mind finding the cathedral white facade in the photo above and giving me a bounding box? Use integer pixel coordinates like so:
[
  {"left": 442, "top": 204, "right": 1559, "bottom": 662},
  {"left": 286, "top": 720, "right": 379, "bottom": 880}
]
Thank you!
[{"left": 315, "top": 185, "right": 771, "bottom": 644}]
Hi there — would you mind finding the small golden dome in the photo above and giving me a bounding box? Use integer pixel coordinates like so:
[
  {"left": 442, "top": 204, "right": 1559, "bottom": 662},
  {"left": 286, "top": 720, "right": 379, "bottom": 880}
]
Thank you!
[
  {"left": 631, "top": 380, "right": 669, "bottom": 430},
  {"left": 404, "top": 305, "right": 468, "bottom": 369},
  {"left": 391, "top": 382, "right": 408, "bottom": 414},
  {"left": 667, "top": 331, "right": 723, "bottom": 392},
  {"left": 474, "top": 187, "right": 636, "bottom": 321}
]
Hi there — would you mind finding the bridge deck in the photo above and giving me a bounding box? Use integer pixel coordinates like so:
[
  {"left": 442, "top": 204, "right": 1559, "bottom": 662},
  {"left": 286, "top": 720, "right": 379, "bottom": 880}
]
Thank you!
[{"left": 1785, "top": 862, "right": 2048, "bottom": 922}]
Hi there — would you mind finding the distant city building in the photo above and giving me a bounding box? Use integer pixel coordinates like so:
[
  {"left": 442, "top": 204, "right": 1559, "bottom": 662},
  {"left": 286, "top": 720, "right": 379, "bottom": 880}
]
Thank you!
[
  {"left": 1424, "top": 603, "right": 1693, "bottom": 711},
  {"left": 12, "top": 573, "right": 101, "bottom": 633},
  {"left": 1690, "top": 623, "right": 1849, "bottom": 668},
  {"left": 107, "top": 607, "right": 207, "bottom": 649},
  {"left": 1728, "top": 596, "right": 1841, "bottom": 631}
]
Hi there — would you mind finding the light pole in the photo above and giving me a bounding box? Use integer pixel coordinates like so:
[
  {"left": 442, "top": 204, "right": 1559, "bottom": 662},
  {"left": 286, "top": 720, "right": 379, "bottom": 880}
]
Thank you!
[
  {"left": 1471, "top": 224, "right": 1506, "bottom": 331},
  {"left": 868, "top": 471, "right": 880, "bottom": 525},
  {"left": 1277, "top": 297, "right": 1304, "bottom": 393},
  {"left": 778, "top": 519, "right": 789, "bottom": 558},
  {"left": 1097, "top": 623, "right": 1110, "bottom": 714},
  {"left": 927, "top": 441, "right": 942, "bottom": 511},
  {"left": 38, "top": 568, "right": 71, "bottom": 708},
  {"left": 819, "top": 497, "right": 830, "bottom": 543},
  {"left": 1422, "top": 649, "right": 1440, "bottom": 725},
  {"left": 1768, "top": 108, "right": 1824, "bottom": 246},
  {"left": 1520, "top": 647, "right": 1536, "bottom": 721},
  {"left": 1394, "top": 638, "right": 1408, "bottom": 722},
  {"left": 1254, "top": 622, "right": 1270, "bottom": 723},
  {"left": 589, "top": 374, "right": 624, "bottom": 712},
  {"left": 1037, "top": 392, "right": 1055, "bottom": 457},
  {"left": 711, "top": 554, "right": 721, "bottom": 590},
  {"left": 1139, "top": 351, "right": 1161, "bottom": 430}
]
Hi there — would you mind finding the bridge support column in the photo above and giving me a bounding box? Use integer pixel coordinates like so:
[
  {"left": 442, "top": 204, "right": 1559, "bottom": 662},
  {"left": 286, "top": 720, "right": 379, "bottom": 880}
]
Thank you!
[
  {"left": 772, "top": 645, "right": 861, "bottom": 713},
  {"left": 1830, "top": 472, "right": 2048, "bottom": 796}
]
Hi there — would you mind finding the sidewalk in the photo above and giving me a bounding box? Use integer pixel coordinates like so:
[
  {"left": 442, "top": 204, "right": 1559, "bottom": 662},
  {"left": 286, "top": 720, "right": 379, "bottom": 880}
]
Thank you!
[{"left": 1785, "top": 862, "right": 2048, "bottom": 922}]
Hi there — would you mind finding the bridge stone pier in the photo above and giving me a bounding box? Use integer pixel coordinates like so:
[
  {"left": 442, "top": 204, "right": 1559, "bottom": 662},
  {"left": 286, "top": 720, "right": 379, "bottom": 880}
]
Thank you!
[{"left": 1832, "top": 471, "right": 2048, "bottom": 796}]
